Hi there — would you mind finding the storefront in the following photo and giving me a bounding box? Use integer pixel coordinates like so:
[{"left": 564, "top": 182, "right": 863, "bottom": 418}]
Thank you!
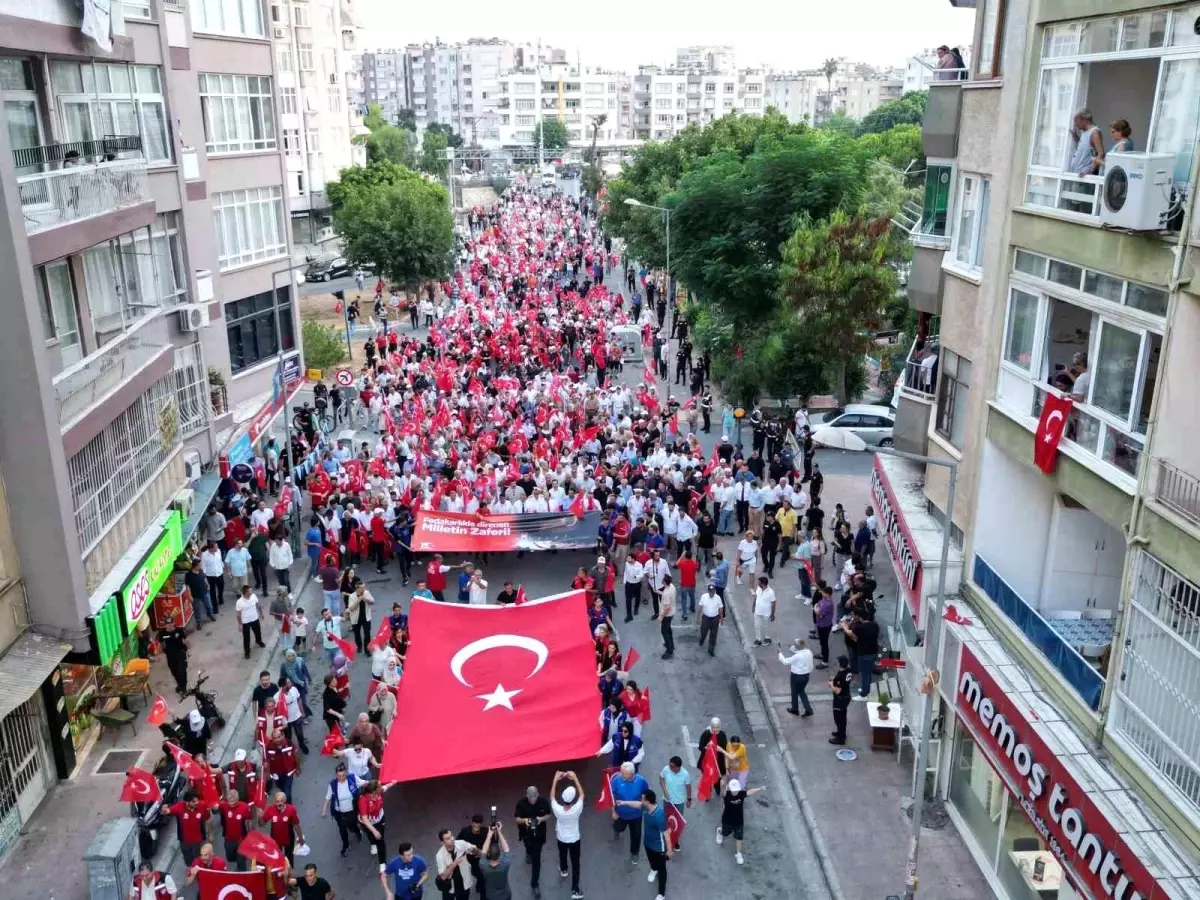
[{"left": 941, "top": 616, "right": 1197, "bottom": 900}]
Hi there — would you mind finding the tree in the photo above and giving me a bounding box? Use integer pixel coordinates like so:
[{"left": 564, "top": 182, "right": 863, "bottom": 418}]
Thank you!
[
  {"left": 855, "top": 91, "right": 928, "bottom": 136},
  {"left": 397, "top": 108, "right": 417, "bottom": 132},
  {"left": 818, "top": 112, "right": 857, "bottom": 136},
  {"left": 581, "top": 164, "right": 604, "bottom": 198},
  {"left": 327, "top": 161, "right": 453, "bottom": 291},
  {"left": 425, "top": 122, "right": 464, "bottom": 148},
  {"left": 778, "top": 211, "right": 899, "bottom": 403},
  {"left": 363, "top": 124, "right": 418, "bottom": 167},
  {"left": 821, "top": 58, "right": 839, "bottom": 96},
  {"left": 588, "top": 113, "right": 607, "bottom": 164},
  {"left": 536, "top": 118, "right": 570, "bottom": 152},
  {"left": 420, "top": 129, "right": 449, "bottom": 178},
  {"left": 362, "top": 102, "right": 388, "bottom": 132},
  {"left": 301, "top": 319, "right": 347, "bottom": 370},
  {"left": 855, "top": 123, "right": 923, "bottom": 176}
]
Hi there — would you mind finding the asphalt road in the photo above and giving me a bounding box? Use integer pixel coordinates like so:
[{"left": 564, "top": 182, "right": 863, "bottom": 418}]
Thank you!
[{"left": 300, "top": 273, "right": 361, "bottom": 298}]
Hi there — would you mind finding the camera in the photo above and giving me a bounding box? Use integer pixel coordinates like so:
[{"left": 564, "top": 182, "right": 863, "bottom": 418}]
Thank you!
[{"left": 490, "top": 805, "right": 497, "bottom": 828}]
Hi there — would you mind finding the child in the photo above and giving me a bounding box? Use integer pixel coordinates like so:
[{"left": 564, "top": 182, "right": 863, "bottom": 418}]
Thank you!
[{"left": 291, "top": 606, "right": 309, "bottom": 654}]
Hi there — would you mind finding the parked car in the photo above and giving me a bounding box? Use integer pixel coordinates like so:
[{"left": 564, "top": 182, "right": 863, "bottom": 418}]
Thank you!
[
  {"left": 821, "top": 403, "right": 896, "bottom": 447},
  {"left": 304, "top": 256, "right": 352, "bottom": 282}
]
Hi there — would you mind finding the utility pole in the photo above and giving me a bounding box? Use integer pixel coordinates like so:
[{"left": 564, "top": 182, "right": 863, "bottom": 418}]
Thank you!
[{"left": 536, "top": 37, "right": 544, "bottom": 171}]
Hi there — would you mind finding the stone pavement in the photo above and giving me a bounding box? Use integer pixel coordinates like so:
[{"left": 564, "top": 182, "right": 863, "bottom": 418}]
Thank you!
[{"left": 715, "top": 473, "right": 993, "bottom": 900}]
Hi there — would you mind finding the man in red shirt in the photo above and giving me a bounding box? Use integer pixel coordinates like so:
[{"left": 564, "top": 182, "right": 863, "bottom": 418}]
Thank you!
[
  {"left": 184, "top": 842, "right": 228, "bottom": 885},
  {"left": 166, "top": 792, "right": 212, "bottom": 865},
  {"left": 264, "top": 790, "right": 306, "bottom": 865},
  {"left": 217, "top": 789, "right": 253, "bottom": 870},
  {"left": 425, "top": 554, "right": 464, "bottom": 603},
  {"left": 225, "top": 749, "right": 258, "bottom": 803},
  {"left": 265, "top": 729, "right": 299, "bottom": 802},
  {"left": 675, "top": 549, "right": 700, "bottom": 622},
  {"left": 611, "top": 513, "right": 632, "bottom": 570},
  {"left": 256, "top": 698, "right": 287, "bottom": 748}
]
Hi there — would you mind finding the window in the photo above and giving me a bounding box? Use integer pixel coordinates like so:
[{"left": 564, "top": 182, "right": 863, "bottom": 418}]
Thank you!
[
  {"left": 655, "top": 98, "right": 672, "bottom": 109},
  {"left": 1091, "top": 321, "right": 1142, "bottom": 419},
  {"left": 723, "top": 83, "right": 734, "bottom": 93},
  {"left": 280, "top": 86, "right": 297, "bottom": 115},
  {"left": 293, "top": 171, "right": 304, "bottom": 194},
  {"left": 298, "top": 44, "right": 315, "bottom": 71},
  {"left": 920, "top": 164, "right": 954, "bottom": 236},
  {"left": 291, "top": 4, "right": 308, "bottom": 26},
  {"left": 192, "top": 0, "right": 265, "bottom": 38},
  {"left": 199, "top": 73, "right": 277, "bottom": 154},
  {"left": 1029, "top": 66, "right": 1075, "bottom": 169},
  {"left": 134, "top": 212, "right": 186, "bottom": 308},
  {"left": 723, "top": 98, "right": 734, "bottom": 109},
  {"left": 976, "top": 0, "right": 1007, "bottom": 78},
  {"left": 305, "top": 129, "right": 319, "bottom": 153},
  {"left": 654, "top": 82, "right": 671, "bottom": 94},
  {"left": 514, "top": 82, "right": 534, "bottom": 95},
  {"left": 1150, "top": 57, "right": 1200, "bottom": 184},
  {"left": 327, "top": 87, "right": 341, "bottom": 112},
  {"left": 744, "top": 97, "right": 762, "bottom": 109},
  {"left": 935, "top": 349, "right": 971, "bottom": 447},
  {"left": 950, "top": 174, "right": 989, "bottom": 270},
  {"left": 2, "top": 59, "right": 42, "bottom": 174},
  {"left": 212, "top": 186, "right": 287, "bottom": 270},
  {"left": 51, "top": 62, "right": 171, "bottom": 164},
  {"left": 704, "top": 83, "right": 715, "bottom": 93},
  {"left": 1003, "top": 288, "right": 1038, "bottom": 370},
  {"left": 225, "top": 286, "right": 295, "bottom": 373},
  {"left": 516, "top": 115, "right": 535, "bottom": 126},
  {"left": 36, "top": 261, "right": 82, "bottom": 365},
  {"left": 745, "top": 83, "right": 761, "bottom": 93},
  {"left": 321, "top": 7, "right": 333, "bottom": 30},
  {"left": 514, "top": 98, "right": 534, "bottom": 111},
  {"left": 277, "top": 45, "right": 294, "bottom": 73},
  {"left": 123, "top": 0, "right": 151, "bottom": 18},
  {"left": 283, "top": 128, "right": 301, "bottom": 156}
]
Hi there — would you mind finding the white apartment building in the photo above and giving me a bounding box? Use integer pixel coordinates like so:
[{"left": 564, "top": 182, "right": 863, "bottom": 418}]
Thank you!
[
  {"left": 840, "top": 75, "right": 904, "bottom": 120},
  {"left": 496, "top": 64, "right": 631, "bottom": 148},
  {"left": 357, "top": 48, "right": 408, "bottom": 124},
  {"left": 675, "top": 45, "right": 735, "bottom": 73},
  {"left": 456, "top": 39, "right": 514, "bottom": 147},
  {"left": 632, "top": 66, "right": 764, "bottom": 142},
  {"left": 764, "top": 71, "right": 831, "bottom": 124},
  {"left": 271, "top": 0, "right": 364, "bottom": 245}
]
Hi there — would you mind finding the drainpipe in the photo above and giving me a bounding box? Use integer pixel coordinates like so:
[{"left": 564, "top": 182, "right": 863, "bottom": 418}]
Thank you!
[{"left": 1098, "top": 147, "right": 1200, "bottom": 727}]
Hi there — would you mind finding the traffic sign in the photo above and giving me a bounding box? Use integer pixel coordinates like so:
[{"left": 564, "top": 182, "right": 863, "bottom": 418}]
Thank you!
[{"left": 335, "top": 368, "right": 354, "bottom": 387}]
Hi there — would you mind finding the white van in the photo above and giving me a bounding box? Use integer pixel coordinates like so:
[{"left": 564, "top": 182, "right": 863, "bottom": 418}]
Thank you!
[{"left": 540, "top": 166, "right": 556, "bottom": 188}]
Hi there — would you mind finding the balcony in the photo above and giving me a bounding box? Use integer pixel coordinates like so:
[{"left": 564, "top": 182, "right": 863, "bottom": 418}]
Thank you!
[
  {"left": 17, "top": 159, "right": 151, "bottom": 237},
  {"left": 12, "top": 134, "right": 141, "bottom": 171},
  {"left": 893, "top": 335, "right": 938, "bottom": 455},
  {"left": 54, "top": 325, "right": 172, "bottom": 429},
  {"left": 1154, "top": 459, "right": 1200, "bottom": 527},
  {"left": 921, "top": 80, "right": 962, "bottom": 159}
]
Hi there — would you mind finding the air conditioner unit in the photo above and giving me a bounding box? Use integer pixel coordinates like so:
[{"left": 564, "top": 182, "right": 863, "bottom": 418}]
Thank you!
[
  {"left": 182, "top": 451, "right": 202, "bottom": 484},
  {"left": 273, "top": 26, "right": 287, "bottom": 39},
  {"left": 173, "top": 487, "right": 196, "bottom": 520},
  {"left": 1100, "top": 151, "right": 1174, "bottom": 231},
  {"left": 178, "top": 304, "right": 210, "bottom": 332}
]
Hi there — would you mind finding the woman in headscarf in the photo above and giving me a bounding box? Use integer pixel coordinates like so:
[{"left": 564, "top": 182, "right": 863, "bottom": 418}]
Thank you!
[
  {"left": 183, "top": 709, "right": 210, "bottom": 758},
  {"left": 379, "top": 655, "right": 402, "bottom": 692},
  {"left": 279, "top": 649, "right": 312, "bottom": 719},
  {"left": 330, "top": 652, "right": 351, "bottom": 700}
]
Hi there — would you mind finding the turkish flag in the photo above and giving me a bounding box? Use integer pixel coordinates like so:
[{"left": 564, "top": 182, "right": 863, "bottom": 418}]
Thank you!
[
  {"left": 665, "top": 802, "right": 687, "bottom": 846},
  {"left": 146, "top": 695, "right": 170, "bottom": 727},
  {"left": 569, "top": 492, "right": 586, "bottom": 519},
  {"left": 642, "top": 367, "right": 656, "bottom": 386},
  {"left": 197, "top": 868, "right": 267, "bottom": 900},
  {"left": 321, "top": 724, "right": 346, "bottom": 757},
  {"left": 641, "top": 687, "right": 653, "bottom": 723},
  {"left": 166, "top": 743, "right": 208, "bottom": 781},
  {"left": 120, "top": 766, "right": 162, "bottom": 803},
  {"left": 624, "top": 647, "right": 640, "bottom": 671},
  {"left": 331, "top": 634, "right": 357, "bottom": 661},
  {"left": 380, "top": 590, "right": 597, "bottom": 782},
  {"left": 369, "top": 618, "right": 393, "bottom": 651},
  {"left": 1034, "top": 394, "right": 1074, "bottom": 474},
  {"left": 251, "top": 761, "right": 267, "bottom": 811},
  {"left": 595, "top": 766, "right": 620, "bottom": 811},
  {"left": 514, "top": 585, "right": 529, "bottom": 606},
  {"left": 237, "top": 831, "right": 286, "bottom": 870},
  {"left": 698, "top": 741, "right": 721, "bottom": 801}
]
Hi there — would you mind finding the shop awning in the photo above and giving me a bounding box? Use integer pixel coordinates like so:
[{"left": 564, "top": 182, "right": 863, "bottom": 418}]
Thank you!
[
  {"left": 181, "top": 470, "right": 222, "bottom": 544},
  {"left": 0, "top": 632, "right": 72, "bottom": 720}
]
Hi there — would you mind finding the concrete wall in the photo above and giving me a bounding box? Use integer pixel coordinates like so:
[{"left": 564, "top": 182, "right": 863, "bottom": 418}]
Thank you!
[
  {"left": 1149, "top": 288, "right": 1200, "bottom": 483},
  {"left": 922, "top": 83, "right": 961, "bottom": 160}
]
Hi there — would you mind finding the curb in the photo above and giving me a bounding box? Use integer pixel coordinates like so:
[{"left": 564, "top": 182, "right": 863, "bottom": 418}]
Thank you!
[
  {"left": 150, "top": 578, "right": 313, "bottom": 874},
  {"left": 723, "top": 577, "right": 847, "bottom": 900}
]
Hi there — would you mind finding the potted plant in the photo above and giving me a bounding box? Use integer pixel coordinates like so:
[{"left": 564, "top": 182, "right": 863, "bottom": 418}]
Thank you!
[
  {"left": 208, "top": 367, "right": 228, "bottom": 415},
  {"left": 877, "top": 692, "right": 892, "bottom": 720}
]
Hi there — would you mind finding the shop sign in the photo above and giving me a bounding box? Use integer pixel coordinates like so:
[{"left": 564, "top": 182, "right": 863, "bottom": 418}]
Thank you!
[
  {"left": 870, "top": 456, "right": 923, "bottom": 623},
  {"left": 956, "top": 647, "right": 1162, "bottom": 900},
  {"left": 89, "top": 597, "right": 124, "bottom": 665},
  {"left": 120, "top": 511, "right": 184, "bottom": 630}
]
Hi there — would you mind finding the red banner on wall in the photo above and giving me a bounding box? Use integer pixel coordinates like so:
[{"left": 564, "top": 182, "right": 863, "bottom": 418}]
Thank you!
[
  {"left": 870, "top": 456, "right": 923, "bottom": 625},
  {"left": 412, "top": 509, "right": 600, "bottom": 553},
  {"left": 1034, "top": 394, "right": 1074, "bottom": 474},
  {"left": 955, "top": 646, "right": 1165, "bottom": 900}
]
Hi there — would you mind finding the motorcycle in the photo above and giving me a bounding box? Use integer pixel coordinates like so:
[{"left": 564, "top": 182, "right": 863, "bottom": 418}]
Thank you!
[
  {"left": 184, "top": 670, "right": 226, "bottom": 730},
  {"left": 129, "top": 744, "right": 188, "bottom": 861}
]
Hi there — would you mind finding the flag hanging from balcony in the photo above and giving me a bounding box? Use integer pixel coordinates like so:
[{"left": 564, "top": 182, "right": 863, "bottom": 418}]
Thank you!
[{"left": 1033, "top": 394, "right": 1074, "bottom": 474}]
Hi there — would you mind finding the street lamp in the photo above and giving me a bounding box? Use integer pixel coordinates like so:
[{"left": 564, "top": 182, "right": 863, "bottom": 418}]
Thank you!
[
  {"left": 623, "top": 198, "right": 673, "bottom": 383},
  {"left": 874, "top": 446, "right": 958, "bottom": 900}
]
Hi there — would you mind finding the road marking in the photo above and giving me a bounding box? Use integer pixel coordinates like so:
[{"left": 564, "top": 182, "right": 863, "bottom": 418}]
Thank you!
[{"left": 680, "top": 724, "right": 692, "bottom": 762}]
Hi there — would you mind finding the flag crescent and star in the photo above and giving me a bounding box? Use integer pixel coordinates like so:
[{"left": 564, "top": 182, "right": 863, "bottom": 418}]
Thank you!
[{"left": 380, "top": 590, "right": 597, "bottom": 783}]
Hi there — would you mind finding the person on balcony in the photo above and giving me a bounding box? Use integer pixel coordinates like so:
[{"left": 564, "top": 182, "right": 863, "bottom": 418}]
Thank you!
[
  {"left": 1091, "top": 119, "right": 1135, "bottom": 174},
  {"left": 1068, "top": 109, "right": 1105, "bottom": 177}
]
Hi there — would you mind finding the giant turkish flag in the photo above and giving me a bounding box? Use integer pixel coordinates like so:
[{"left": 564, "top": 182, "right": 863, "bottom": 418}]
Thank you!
[
  {"left": 381, "top": 590, "right": 597, "bottom": 782},
  {"left": 197, "top": 868, "right": 266, "bottom": 900}
]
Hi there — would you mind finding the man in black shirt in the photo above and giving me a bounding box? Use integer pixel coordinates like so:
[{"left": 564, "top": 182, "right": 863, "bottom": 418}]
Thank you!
[
  {"left": 849, "top": 610, "right": 881, "bottom": 700},
  {"left": 495, "top": 582, "right": 519, "bottom": 605},
  {"left": 251, "top": 671, "right": 279, "bottom": 718},
  {"left": 810, "top": 463, "right": 824, "bottom": 505},
  {"left": 456, "top": 816, "right": 489, "bottom": 899},
  {"left": 746, "top": 450, "right": 765, "bottom": 481},
  {"left": 805, "top": 503, "right": 825, "bottom": 535},
  {"left": 760, "top": 514, "right": 782, "bottom": 578},
  {"left": 292, "top": 864, "right": 333, "bottom": 900},
  {"left": 514, "top": 786, "right": 552, "bottom": 898},
  {"left": 160, "top": 617, "right": 189, "bottom": 695},
  {"left": 829, "top": 655, "right": 853, "bottom": 745}
]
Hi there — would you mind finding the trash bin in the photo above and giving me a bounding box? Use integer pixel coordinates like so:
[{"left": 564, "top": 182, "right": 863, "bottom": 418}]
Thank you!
[{"left": 85, "top": 817, "right": 141, "bottom": 900}]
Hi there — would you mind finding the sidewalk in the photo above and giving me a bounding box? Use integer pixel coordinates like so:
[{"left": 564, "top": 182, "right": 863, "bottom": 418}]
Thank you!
[
  {"left": 0, "top": 554, "right": 314, "bottom": 900},
  {"left": 719, "top": 472, "right": 993, "bottom": 900}
]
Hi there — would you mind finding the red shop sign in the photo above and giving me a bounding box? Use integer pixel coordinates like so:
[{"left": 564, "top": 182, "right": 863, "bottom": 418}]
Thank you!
[
  {"left": 870, "top": 456, "right": 923, "bottom": 625},
  {"left": 956, "top": 647, "right": 1164, "bottom": 900}
]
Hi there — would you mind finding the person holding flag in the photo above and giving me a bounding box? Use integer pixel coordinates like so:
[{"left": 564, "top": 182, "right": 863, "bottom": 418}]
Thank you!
[
  {"left": 184, "top": 842, "right": 228, "bottom": 884},
  {"left": 658, "top": 757, "right": 693, "bottom": 849},
  {"left": 216, "top": 788, "right": 253, "bottom": 870}
]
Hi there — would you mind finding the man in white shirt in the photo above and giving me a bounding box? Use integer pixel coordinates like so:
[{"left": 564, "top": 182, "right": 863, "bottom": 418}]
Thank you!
[
  {"left": 659, "top": 576, "right": 677, "bottom": 660},
  {"left": 334, "top": 737, "right": 378, "bottom": 780},
  {"left": 278, "top": 675, "right": 309, "bottom": 754},
  {"left": 778, "top": 638, "right": 815, "bottom": 717},
  {"left": 234, "top": 586, "right": 265, "bottom": 660},
  {"left": 675, "top": 511, "right": 698, "bottom": 558},
  {"left": 250, "top": 504, "right": 273, "bottom": 532},
  {"left": 736, "top": 534, "right": 759, "bottom": 584},
  {"left": 436, "top": 828, "right": 478, "bottom": 897},
  {"left": 550, "top": 772, "right": 584, "bottom": 899},
  {"left": 320, "top": 763, "right": 363, "bottom": 856},
  {"left": 268, "top": 537, "right": 294, "bottom": 591},
  {"left": 644, "top": 550, "right": 671, "bottom": 620},
  {"left": 697, "top": 584, "right": 725, "bottom": 657},
  {"left": 622, "top": 556, "right": 645, "bottom": 623},
  {"left": 752, "top": 576, "right": 776, "bottom": 646},
  {"left": 225, "top": 539, "right": 252, "bottom": 596},
  {"left": 200, "top": 541, "right": 226, "bottom": 609},
  {"left": 662, "top": 500, "right": 680, "bottom": 552}
]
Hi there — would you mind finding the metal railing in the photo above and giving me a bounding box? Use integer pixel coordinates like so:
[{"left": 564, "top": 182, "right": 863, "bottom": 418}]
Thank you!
[
  {"left": 17, "top": 160, "right": 151, "bottom": 236},
  {"left": 1025, "top": 170, "right": 1104, "bottom": 219},
  {"left": 903, "top": 358, "right": 936, "bottom": 396},
  {"left": 12, "top": 135, "right": 142, "bottom": 171},
  {"left": 54, "top": 325, "right": 168, "bottom": 428},
  {"left": 1154, "top": 459, "right": 1200, "bottom": 526}
]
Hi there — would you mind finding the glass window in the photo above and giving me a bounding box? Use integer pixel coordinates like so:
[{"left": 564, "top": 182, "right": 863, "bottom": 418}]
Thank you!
[
  {"left": 995, "top": 793, "right": 1058, "bottom": 900},
  {"left": 37, "top": 261, "right": 82, "bottom": 364},
  {"left": 212, "top": 186, "right": 286, "bottom": 270},
  {"left": 922, "top": 165, "right": 954, "bottom": 236},
  {"left": 1126, "top": 282, "right": 1168, "bottom": 316},
  {"left": 976, "top": 0, "right": 1005, "bottom": 78},
  {"left": 1149, "top": 57, "right": 1200, "bottom": 184},
  {"left": 1170, "top": 4, "right": 1200, "bottom": 46},
  {"left": 1091, "top": 321, "right": 1142, "bottom": 421},
  {"left": 952, "top": 174, "right": 989, "bottom": 270},
  {"left": 1083, "top": 270, "right": 1123, "bottom": 303},
  {"left": 199, "top": 73, "right": 276, "bottom": 154},
  {"left": 192, "top": 0, "right": 265, "bottom": 37},
  {"left": 936, "top": 349, "right": 971, "bottom": 448},
  {"left": 224, "top": 286, "right": 294, "bottom": 373},
  {"left": 1120, "top": 11, "right": 1168, "bottom": 51},
  {"left": 1030, "top": 67, "right": 1076, "bottom": 169},
  {"left": 1005, "top": 289, "right": 1039, "bottom": 370},
  {"left": 1080, "top": 17, "right": 1120, "bottom": 54},
  {"left": 1013, "top": 250, "right": 1046, "bottom": 277},
  {"left": 1047, "top": 259, "right": 1083, "bottom": 289},
  {"left": 948, "top": 726, "right": 1004, "bottom": 860}
]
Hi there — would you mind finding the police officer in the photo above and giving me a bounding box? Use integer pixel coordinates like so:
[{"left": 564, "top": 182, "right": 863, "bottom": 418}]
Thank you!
[{"left": 160, "top": 616, "right": 189, "bottom": 696}]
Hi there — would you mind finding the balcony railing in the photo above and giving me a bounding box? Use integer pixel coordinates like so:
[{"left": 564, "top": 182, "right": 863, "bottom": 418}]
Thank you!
[
  {"left": 12, "top": 135, "right": 142, "bottom": 171},
  {"left": 54, "top": 325, "right": 169, "bottom": 428},
  {"left": 1025, "top": 170, "right": 1104, "bottom": 220},
  {"left": 1154, "top": 459, "right": 1200, "bottom": 527},
  {"left": 18, "top": 160, "right": 151, "bottom": 236}
]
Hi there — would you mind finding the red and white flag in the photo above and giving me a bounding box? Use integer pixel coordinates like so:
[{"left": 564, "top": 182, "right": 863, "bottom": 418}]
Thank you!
[
  {"left": 166, "top": 743, "right": 208, "bottom": 781},
  {"left": 331, "top": 634, "right": 358, "bottom": 661},
  {"left": 594, "top": 766, "right": 620, "bottom": 811},
  {"left": 665, "top": 802, "right": 687, "bottom": 846},
  {"left": 146, "top": 695, "right": 170, "bottom": 727},
  {"left": 624, "top": 647, "right": 640, "bottom": 671},
  {"left": 368, "top": 618, "right": 393, "bottom": 651},
  {"left": 514, "top": 585, "right": 529, "bottom": 606},
  {"left": 120, "top": 766, "right": 162, "bottom": 803},
  {"left": 641, "top": 686, "right": 653, "bottom": 723},
  {"left": 1034, "top": 393, "right": 1074, "bottom": 474},
  {"left": 321, "top": 724, "right": 346, "bottom": 757},
  {"left": 698, "top": 740, "right": 721, "bottom": 801},
  {"left": 197, "top": 868, "right": 267, "bottom": 900},
  {"left": 237, "top": 831, "right": 286, "bottom": 870}
]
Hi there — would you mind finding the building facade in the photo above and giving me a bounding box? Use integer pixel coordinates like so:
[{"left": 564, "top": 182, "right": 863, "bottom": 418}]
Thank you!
[
  {"left": 631, "top": 65, "right": 765, "bottom": 142},
  {"left": 496, "top": 63, "right": 631, "bottom": 148},
  {"left": 357, "top": 48, "right": 407, "bottom": 124},
  {"left": 886, "top": 0, "right": 1200, "bottom": 896},
  {"left": 674, "top": 44, "right": 735, "bottom": 73},
  {"left": 0, "top": 0, "right": 300, "bottom": 850}
]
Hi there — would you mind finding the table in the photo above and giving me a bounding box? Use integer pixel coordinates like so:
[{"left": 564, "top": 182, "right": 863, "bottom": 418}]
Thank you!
[
  {"left": 1008, "top": 850, "right": 1063, "bottom": 894},
  {"left": 1049, "top": 617, "right": 1115, "bottom": 651},
  {"left": 866, "top": 702, "right": 900, "bottom": 752},
  {"left": 95, "top": 672, "right": 152, "bottom": 712}
]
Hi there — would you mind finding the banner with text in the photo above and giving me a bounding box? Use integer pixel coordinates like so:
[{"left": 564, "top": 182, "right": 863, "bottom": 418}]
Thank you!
[{"left": 412, "top": 509, "right": 600, "bottom": 553}]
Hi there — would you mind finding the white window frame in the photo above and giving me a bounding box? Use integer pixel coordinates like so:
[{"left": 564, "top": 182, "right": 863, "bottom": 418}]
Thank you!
[
  {"left": 290, "top": 4, "right": 308, "bottom": 26},
  {"left": 191, "top": 0, "right": 266, "bottom": 38},
  {"left": 212, "top": 186, "right": 287, "bottom": 271},
  {"left": 280, "top": 86, "right": 297, "bottom": 115},
  {"left": 199, "top": 73, "right": 277, "bottom": 155},
  {"left": 305, "top": 129, "right": 320, "bottom": 154},
  {"left": 283, "top": 127, "right": 301, "bottom": 156},
  {"left": 36, "top": 260, "right": 82, "bottom": 364},
  {"left": 298, "top": 44, "right": 315, "bottom": 72},
  {"left": 277, "top": 45, "right": 294, "bottom": 73},
  {"left": 327, "top": 87, "right": 341, "bottom": 113},
  {"left": 948, "top": 173, "right": 990, "bottom": 273},
  {"left": 52, "top": 62, "right": 172, "bottom": 165}
]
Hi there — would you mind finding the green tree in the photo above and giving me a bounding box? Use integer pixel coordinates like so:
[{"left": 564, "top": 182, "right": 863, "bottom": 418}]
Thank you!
[
  {"left": 301, "top": 319, "right": 347, "bottom": 370},
  {"left": 778, "top": 211, "right": 898, "bottom": 403},
  {"left": 363, "top": 124, "right": 418, "bottom": 167},
  {"left": 588, "top": 113, "right": 607, "bottom": 164},
  {"left": 397, "top": 108, "right": 417, "bottom": 132},
  {"left": 819, "top": 112, "right": 857, "bottom": 136},
  {"left": 581, "top": 164, "right": 604, "bottom": 198},
  {"left": 362, "top": 102, "right": 388, "bottom": 132},
  {"left": 328, "top": 161, "right": 453, "bottom": 291},
  {"left": 822, "top": 58, "right": 838, "bottom": 96},
  {"left": 425, "top": 121, "right": 465, "bottom": 148},
  {"left": 855, "top": 91, "right": 928, "bottom": 136},
  {"left": 855, "top": 123, "right": 923, "bottom": 175},
  {"left": 420, "top": 128, "right": 450, "bottom": 178},
  {"left": 536, "top": 118, "right": 571, "bottom": 152}
]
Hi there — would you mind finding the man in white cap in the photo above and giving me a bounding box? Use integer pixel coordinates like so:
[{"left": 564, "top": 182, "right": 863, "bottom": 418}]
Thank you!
[
  {"left": 716, "top": 778, "right": 766, "bottom": 866},
  {"left": 550, "top": 771, "right": 584, "bottom": 899}
]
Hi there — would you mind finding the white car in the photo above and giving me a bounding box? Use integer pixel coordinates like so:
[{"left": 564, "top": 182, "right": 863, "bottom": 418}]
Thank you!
[{"left": 822, "top": 404, "right": 896, "bottom": 447}]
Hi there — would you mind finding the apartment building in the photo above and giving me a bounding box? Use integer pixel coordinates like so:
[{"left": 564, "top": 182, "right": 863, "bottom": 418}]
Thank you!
[
  {"left": 456, "top": 38, "right": 513, "bottom": 147},
  {"left": 675, "top": 44, "right": 735, "bottom": 73},
  {"left": 881, "top": 1, "right": 1200, "bottom": 897},
  {"left": 764, "top": 71, "right": 826, "bottom": 124},
  {"left": 358, "top": 48, "right": 408, "bottom": 124},
  {"left": 631, "top": 65, "right": 764, "bottom": 142},
  {"left": 0, "top": 0, "right": 298, "bottom": 840},
  {"left": 496, "top": 64, "right": 631, "bottom": 148},
  {"left": 270, "top": 0, "right": 364, "bottom": 245}
]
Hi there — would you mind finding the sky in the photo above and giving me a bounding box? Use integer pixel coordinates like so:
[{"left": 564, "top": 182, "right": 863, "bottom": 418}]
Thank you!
[{"left": 362, "top": 0, "right": 976, "bottom": 72}]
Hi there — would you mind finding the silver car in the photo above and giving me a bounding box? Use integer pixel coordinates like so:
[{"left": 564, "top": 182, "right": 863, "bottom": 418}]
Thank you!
[{"left": 823, "top": 404, "right": 896, "bottom": 447}]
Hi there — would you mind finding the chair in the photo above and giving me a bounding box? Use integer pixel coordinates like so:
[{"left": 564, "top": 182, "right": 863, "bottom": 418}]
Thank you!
[
  {"left": 1012, "top": 837, "right": 1040, "bottom": 852},
  {"left": 1083, "top": 609, "right": 1113, "bottom": 620},
  {"left": 95, "top": 707, "right": 138, "bottom": 744}
]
